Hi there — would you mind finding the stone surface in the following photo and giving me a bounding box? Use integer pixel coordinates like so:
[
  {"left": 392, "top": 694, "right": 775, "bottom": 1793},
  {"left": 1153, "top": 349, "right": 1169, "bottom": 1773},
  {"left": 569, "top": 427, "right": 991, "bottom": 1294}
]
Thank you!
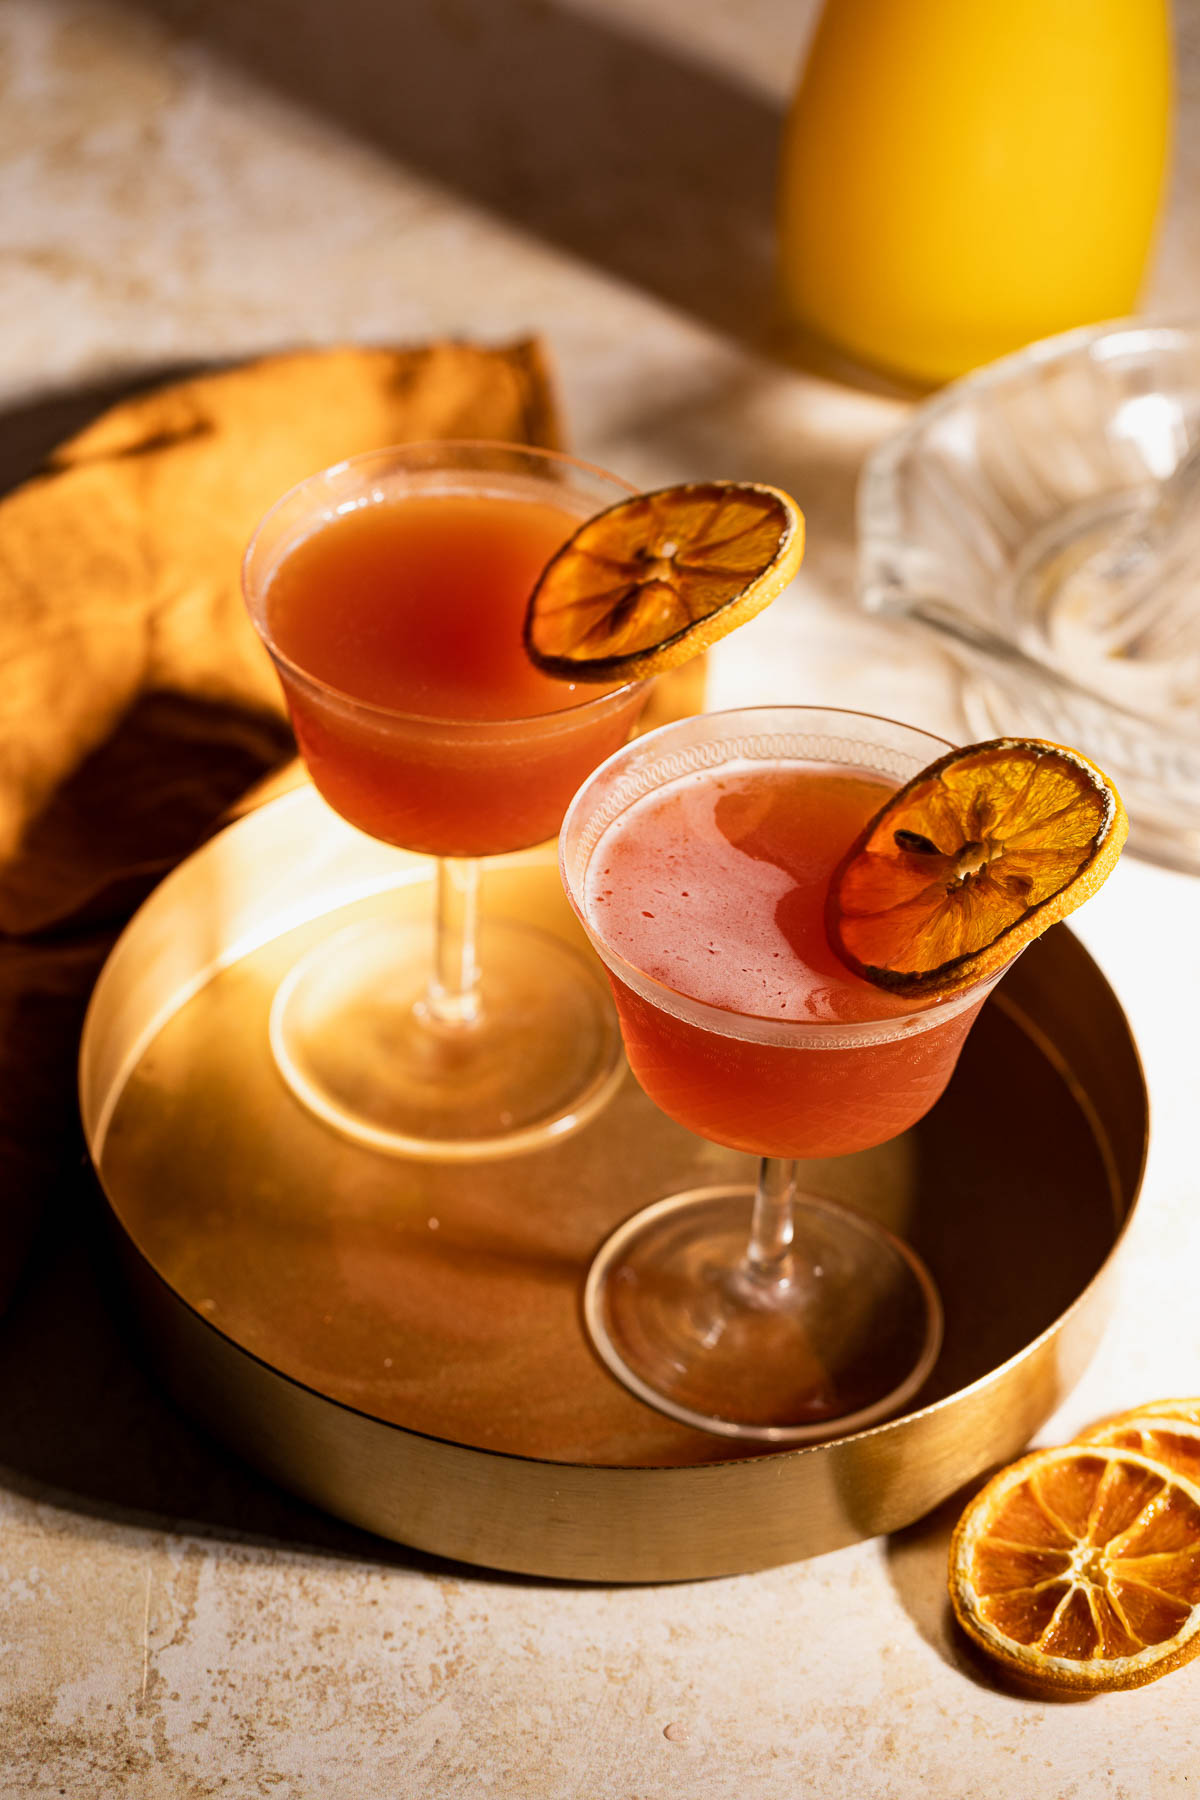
[{"left": 2, "top": 1, "right": 1200, "bottom": 1793}]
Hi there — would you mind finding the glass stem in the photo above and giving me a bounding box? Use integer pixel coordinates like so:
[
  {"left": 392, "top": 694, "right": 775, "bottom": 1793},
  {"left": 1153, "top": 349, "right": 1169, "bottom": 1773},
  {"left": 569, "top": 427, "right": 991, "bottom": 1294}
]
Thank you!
[
  {"left": 424, "top": 855, "right": 482, "bottom": 1028},
  {"left": 746, "top": 1156, "right": 797, "bottom": 1284}
]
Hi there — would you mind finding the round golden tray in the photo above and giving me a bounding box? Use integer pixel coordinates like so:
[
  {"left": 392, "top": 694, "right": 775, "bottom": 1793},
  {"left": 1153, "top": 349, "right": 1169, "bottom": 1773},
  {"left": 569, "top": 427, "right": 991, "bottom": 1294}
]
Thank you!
[{"left": 79, "top": 784, "right": 1146, "bottom": 1582}]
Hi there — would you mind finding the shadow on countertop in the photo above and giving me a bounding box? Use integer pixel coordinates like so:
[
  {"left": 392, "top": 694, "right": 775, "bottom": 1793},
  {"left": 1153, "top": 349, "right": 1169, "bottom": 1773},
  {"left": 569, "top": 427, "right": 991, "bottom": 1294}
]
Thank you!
[
  {"left": 121, "top": 0, "right": 918, "bottom": 398},
  {"left": 128, "top": 0, "right": 783, "bottom": 347}
]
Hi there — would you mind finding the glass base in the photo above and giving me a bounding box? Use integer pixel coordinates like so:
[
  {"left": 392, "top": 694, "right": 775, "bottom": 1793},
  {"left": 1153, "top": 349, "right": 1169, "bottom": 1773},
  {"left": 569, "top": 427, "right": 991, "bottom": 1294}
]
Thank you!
[
  {"left": 270, "top": 915, "right": 624, "bottom": 1159},
  {"left": 584, "top": 1186, "right": 942, "bottom": 1443}
]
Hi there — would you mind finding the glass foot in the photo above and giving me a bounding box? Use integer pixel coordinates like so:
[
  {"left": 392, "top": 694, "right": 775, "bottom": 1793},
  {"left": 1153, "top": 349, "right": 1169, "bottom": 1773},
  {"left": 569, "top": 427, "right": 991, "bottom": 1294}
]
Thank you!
[
  {"left": 270, "top": 915, "right": 624, "bottom": 1159},
  {"left": 584, "top": 1186, "right": 942, "bottom": 1443}
]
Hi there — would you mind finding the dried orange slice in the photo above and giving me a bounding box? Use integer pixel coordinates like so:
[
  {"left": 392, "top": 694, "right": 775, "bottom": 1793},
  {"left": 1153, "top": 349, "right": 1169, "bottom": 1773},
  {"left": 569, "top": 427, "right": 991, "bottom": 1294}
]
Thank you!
[
  {"left": 949, "top": 1445, "right": 1200, "bottom": 1696},
  {"left": 827, "top": 737, "right": 1127, "bottom": 997},
  {"left": 523, "top": 481, "right": 804, "bottom": 682}
]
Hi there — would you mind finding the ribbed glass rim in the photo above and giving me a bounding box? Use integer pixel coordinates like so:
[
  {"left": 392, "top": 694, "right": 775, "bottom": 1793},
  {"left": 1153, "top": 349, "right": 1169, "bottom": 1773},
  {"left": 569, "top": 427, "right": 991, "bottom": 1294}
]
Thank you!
[
  {"left": 560, "top": 704, "right": 1005, "bottom": 1048},
  {"left": 241, "top": 438, "right": 647, "bottom": 728}
]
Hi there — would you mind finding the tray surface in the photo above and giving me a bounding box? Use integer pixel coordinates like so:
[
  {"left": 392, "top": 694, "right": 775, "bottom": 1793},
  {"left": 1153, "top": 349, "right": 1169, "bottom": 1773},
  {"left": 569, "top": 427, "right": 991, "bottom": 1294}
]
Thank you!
[{"left": 81, "top": 785, "right": 1145, "bottom": 1576}]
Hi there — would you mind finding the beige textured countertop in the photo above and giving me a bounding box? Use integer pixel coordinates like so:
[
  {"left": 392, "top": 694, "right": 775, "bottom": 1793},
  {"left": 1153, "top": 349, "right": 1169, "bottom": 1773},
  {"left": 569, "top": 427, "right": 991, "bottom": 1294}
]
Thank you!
[{"left": 3, "top": 2, "right": 1200, "bottom": 1793}]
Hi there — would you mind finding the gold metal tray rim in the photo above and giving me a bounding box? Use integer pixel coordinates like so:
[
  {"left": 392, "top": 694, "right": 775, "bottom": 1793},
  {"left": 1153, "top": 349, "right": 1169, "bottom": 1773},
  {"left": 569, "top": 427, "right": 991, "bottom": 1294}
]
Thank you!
[{"left": 80, "top": 783, "right": 1148, "bottom": 1580}]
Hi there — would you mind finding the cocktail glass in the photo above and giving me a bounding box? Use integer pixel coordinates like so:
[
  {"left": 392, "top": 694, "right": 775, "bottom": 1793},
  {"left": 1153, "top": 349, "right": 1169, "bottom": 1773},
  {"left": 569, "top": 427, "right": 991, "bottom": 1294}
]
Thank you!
[
  {"left": 560, "top": 706, "right": 1006, "bottom": 1441},
  {"left": 242, "top": 442, "right": 649, "bottom": 1159}
]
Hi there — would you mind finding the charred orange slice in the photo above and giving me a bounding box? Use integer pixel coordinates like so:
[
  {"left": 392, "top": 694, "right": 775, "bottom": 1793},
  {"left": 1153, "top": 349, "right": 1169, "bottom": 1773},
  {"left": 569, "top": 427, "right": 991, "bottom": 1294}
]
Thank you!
[
  {"left": 827, "top": 737, "right": 1127, "bottom": 997},
  {"left": 949, "top": 1445, "right": 1200, "bottom": 1696},
  {"left": 524, "top": 481, "right": 804, "bottom": 682}
]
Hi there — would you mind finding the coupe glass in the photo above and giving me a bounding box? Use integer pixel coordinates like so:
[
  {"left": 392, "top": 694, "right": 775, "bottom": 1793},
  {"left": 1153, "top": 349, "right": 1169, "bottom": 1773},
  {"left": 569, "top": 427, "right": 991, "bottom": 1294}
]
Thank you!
[
  {"left": 243, "top": 442, "right": 649, "bottom": 1159},
  {"left": 560, "top": 706, "right": 1005, "bottom": 1442}
]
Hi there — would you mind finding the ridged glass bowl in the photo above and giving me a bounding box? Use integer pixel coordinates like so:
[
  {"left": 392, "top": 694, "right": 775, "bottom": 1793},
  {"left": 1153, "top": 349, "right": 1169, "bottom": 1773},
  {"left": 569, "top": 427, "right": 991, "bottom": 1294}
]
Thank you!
[{"left": 859, "top": 317, "right": 1200, "bottom": 874}]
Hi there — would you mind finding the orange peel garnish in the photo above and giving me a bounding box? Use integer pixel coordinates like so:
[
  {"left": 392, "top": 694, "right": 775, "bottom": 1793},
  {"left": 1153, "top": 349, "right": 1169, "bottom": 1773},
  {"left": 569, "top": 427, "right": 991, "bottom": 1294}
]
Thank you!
[
  {"left": 523, "top": 480, "right": 804, "bottom": 682},
  {"left": 827, "top": 737, "right": 1127, "bottom": 997}
]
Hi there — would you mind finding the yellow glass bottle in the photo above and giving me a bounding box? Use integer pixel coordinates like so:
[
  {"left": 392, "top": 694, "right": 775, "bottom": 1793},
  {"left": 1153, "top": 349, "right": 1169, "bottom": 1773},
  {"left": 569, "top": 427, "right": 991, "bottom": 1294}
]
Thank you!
[{"left": 777, "top": 0, "right": 1173, "bottom": 385}]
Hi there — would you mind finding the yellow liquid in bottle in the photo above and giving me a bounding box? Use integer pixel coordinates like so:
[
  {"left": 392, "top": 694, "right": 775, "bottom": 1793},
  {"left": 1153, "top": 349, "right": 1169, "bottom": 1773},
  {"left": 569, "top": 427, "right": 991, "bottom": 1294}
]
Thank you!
[{"left": 777, "top": 0, "right": 1172, "bottom": 385}]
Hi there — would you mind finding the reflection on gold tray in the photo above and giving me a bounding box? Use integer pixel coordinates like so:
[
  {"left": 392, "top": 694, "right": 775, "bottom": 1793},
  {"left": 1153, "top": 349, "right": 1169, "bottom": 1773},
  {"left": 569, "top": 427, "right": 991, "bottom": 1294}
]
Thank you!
[{"left": 80, "top": 784, "right": 1146, "bottom": 1581}]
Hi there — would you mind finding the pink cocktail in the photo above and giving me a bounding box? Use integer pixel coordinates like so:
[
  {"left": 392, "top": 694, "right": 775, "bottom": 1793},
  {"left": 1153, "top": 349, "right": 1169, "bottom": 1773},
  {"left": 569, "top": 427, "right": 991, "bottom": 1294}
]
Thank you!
[
  {"left": 588, "top": 758, "right": 986, "bottom": 1159},
  {"left": 561, "top": 706, "right": 1004, "bottom": 1442}
]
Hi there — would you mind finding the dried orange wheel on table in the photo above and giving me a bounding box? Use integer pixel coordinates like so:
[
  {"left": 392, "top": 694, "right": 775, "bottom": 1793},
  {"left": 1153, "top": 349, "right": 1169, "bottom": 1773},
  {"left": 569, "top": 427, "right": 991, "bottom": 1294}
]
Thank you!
[
  {"left": 523, "top": 481, "right": 804, "bottom": 682},
  {"left": 949, "top": 1445, "right": 1200, "bottom": 1696},
  {"left": 827, "top": 737, "right": 1127, "bottom": 997}
]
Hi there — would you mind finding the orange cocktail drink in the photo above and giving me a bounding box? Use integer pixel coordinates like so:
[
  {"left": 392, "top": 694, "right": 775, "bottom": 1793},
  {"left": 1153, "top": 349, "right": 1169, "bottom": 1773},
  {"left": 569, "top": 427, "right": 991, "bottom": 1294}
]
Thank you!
[
  {"left": 561, "top": 706, "right": 1002, "bottom": 1443},
  {"left": 242, "top": 442, "right": 649, "bottom": 1160},
  {"left": 584, "top": 761, "right": 986, "bottom": 1159},
  {"left": 263, "top": 489, "right": 644, "bottom": 857}
]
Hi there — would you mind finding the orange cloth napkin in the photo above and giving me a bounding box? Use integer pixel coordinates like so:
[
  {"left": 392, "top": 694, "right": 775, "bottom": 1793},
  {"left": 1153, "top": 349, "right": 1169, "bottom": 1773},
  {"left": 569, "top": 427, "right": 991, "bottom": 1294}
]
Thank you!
[{"left": 0, "top": 339, "right": 560, "bottom": 1312}]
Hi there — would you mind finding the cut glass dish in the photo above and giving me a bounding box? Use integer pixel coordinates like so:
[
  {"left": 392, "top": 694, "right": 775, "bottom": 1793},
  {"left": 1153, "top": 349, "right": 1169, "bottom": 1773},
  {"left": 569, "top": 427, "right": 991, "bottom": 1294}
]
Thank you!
[{"left": 859, "top": 317, "right": 1200, "bottom": 874}]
